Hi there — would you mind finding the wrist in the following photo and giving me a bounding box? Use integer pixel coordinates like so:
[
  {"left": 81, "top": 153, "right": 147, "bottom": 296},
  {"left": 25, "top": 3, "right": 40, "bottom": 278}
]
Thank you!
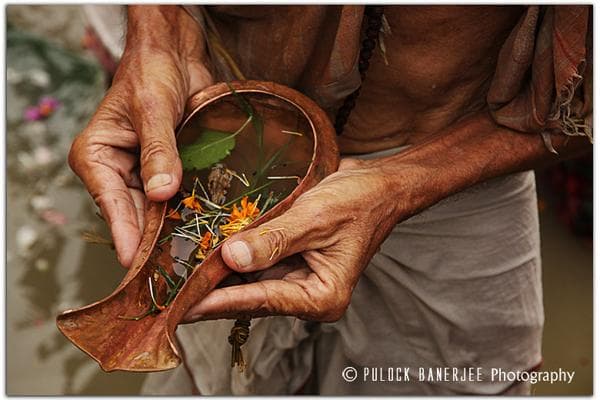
[
  {"left": 358, "top": 113, "right": 527, "bottom": 223},
  {"left": 126, "top": 5, "right": 205, "bottom": 59},
  {"left": 363, "top": 160, "right": 434, "bottom": 222},
  {"left": 338, "top": 157, "right": 429, "bottom": 224}
]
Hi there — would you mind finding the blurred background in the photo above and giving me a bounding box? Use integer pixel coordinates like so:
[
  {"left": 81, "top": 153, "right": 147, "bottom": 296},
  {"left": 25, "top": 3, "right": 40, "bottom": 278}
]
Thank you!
[{"left": 5, "top": 5, "right": 593, "bottom": 395}]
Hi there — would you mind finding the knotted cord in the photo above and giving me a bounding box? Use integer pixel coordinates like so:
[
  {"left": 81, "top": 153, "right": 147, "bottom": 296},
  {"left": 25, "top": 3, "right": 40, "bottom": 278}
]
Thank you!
[{"left": 228, "top": 317, "right": 252, "bottom": 372}]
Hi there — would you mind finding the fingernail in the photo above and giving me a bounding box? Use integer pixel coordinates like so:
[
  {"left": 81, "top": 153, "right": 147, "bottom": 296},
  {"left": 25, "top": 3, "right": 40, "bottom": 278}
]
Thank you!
[
  {"left": 227, "top": 241, "right": 252, "bottom": 269},
  {"left": 146, "top": 174, "right": 172, "bottom": 192}
]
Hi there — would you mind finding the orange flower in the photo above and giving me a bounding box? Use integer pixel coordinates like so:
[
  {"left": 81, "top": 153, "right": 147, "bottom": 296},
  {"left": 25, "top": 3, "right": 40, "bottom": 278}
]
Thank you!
[
  {"left": 200, "top": 231, "right": 212, "bottom": 251},
  {"left": 182, "top": 195, "right": 203, "bottom": 213},
  {"left": 229, "top": 196, "right": 260, "bottom": 222},
  {"left": 195, "top": 231, "right": 213, "bottom": 261},
  {"left": 166, "top": 208, "right": 182, "bottom": 220},
  {"left": 220, "top": 196, "right": 260, "bottom": 238}
]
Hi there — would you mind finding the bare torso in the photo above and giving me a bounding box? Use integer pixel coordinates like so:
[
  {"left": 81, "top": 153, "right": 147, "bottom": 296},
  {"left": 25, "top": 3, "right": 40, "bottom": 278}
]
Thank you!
[
  {"left": 338, "top": 6, "right": 524, "bottom": 154},
  {"left": 210, "top": 5, "right": 525, "bottom": 154}
]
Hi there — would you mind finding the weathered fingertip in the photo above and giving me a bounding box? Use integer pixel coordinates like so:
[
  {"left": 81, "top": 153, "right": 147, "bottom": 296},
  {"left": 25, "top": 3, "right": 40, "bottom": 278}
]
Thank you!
[
  {"left": 146, "top": 173, "right": 172, "bottom": 192},
  {"left": 144, "top": 172, "right": 179, "bottom": 201},
  {"left": 181, "top": 312, "right": 202, "bottom": 324},
  {"left": 111, "top": 223, "right": 142, "bottom": 269},
  {"left": 183, "top": 292, "right": 223, "bottom": 322},
  {"left": 222, "top": 240, "right": 253, "bottom": 271},
  {"left": 115, "top": 244, "right": 135, "bottom": 268}
]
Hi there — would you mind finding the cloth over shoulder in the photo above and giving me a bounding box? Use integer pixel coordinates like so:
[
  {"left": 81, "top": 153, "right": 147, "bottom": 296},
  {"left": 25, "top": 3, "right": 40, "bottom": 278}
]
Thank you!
[
  {"left": 195, "top": 5, "right": 592, "bottom": 147},
  {"left": 487, "top": 6, "right": 592, "bottom": 145}
]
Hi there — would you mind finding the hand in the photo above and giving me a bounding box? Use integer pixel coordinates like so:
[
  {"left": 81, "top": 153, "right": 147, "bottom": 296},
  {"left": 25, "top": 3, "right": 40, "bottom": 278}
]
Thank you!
[
  {"left": 184, "top": 159, "right": 402, "bottom": 322},
  {"left": 186, "top": 97, "right": 592, "bottom": 323},
  {"left": 68, "top": 6, "right": 213, "bottom": 267}
]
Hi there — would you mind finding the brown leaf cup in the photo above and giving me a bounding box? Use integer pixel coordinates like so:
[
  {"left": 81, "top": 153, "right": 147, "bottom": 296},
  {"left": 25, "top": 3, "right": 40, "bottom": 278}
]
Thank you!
[{"left": 56, "top": 81, "right": 340, "bottom": 372}]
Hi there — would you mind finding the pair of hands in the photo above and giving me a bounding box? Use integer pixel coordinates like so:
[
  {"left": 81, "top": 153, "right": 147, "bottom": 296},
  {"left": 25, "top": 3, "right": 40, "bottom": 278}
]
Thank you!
[{"left": 69, "top": 6, "right": 402, "bottom": 323}]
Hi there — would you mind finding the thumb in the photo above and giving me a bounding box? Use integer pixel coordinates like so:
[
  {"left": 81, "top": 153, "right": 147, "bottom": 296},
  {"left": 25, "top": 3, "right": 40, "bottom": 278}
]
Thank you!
[
  {"left": 221, "top": 211, "right": 318, "bottom": 273},
  {"left": 131, "top": 88, "right": 183, "bottom": 202}
]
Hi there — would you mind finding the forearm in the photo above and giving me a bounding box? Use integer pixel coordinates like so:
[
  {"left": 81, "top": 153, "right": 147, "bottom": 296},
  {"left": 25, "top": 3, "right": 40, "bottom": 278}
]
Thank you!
[
  {"left": 366, "top": 111, "right": 592, "bottom": 221},
  {"left": 123, "top": 6, "right": 213, "bottom": 97},
  {"left": 105, "top": 5, "right": 213, "bottom": 127}
]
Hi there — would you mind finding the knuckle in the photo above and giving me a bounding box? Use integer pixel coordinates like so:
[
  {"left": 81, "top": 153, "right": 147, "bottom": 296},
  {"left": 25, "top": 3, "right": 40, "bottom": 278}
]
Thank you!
[
  {"left": 132, "top": 80, "right": 183, "bottom": 123},
  {"left": 300, "top": 280, "right": 352, "bottom": 322},
  {"left": 140, "top": 139, "right": 173, "bottom": 164},
  {"left": 93, "top": 188, "right": 137, "bottom": 225},
  {"left": 339, "top": 157, "right": 366, "bottom": 170},
  {"left": 94, "top": 145, "right": 117, "bottom": 169},
  {"left": 256, "top": 282, "right": 276, "bottom": 313},
  {"left": 319, "top": 285, "right": 352, "bottom": 322},
  {"left": 68, "top": 132, "right": 95, "bottom": 172},
  {"left": 262, "top": 227, "right": 291, "bottom": 257},
  {"left": 67, "top": 134, "right": 85, "bottom": 171},
  {"left": 134, "top": 88, "right": 159, "bottom": 110},
  {"left": 94, "top": 187, "right": 131, "bottom": 208},
  {"left": 97, "top": 89, "right": 128, "bottom": 118},
  {"left": 310, "top": 204, "right": 331, "bottom": 221},
  {"left": 311, "top": 206, "right": 332, "bottom": 228},
  {"left": 321, "top": 298, "right": 351, "bottom": 322}
]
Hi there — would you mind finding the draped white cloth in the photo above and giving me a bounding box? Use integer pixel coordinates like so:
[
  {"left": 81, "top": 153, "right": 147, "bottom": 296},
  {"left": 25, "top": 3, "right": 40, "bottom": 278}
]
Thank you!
[{"left": 142, "top": 148, "right": 542, "bottom": 395}]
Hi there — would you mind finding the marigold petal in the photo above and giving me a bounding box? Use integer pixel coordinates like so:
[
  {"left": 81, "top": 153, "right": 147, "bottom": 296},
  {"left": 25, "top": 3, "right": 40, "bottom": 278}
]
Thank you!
[
  {"left": 182, "top": 196, "right": 203, "bottom": 212},
  {"left": 166, "top": 209, "right": 182, "bottom": 220}
]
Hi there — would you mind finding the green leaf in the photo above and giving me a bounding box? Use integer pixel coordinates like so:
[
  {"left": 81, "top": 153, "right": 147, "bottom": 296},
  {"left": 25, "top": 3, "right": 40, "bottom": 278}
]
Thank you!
[{"left": 179, "top": 129, "right": 236, "bottom": 171}]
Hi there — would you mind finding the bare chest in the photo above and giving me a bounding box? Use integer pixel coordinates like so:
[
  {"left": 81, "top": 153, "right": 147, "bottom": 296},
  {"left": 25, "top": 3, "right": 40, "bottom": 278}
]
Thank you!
[
  {"left": 374, "top": 6, "right": 523, "bottom": 104},
  {"left": 340, "top": 6, "right": 524, "bottom": 152}
]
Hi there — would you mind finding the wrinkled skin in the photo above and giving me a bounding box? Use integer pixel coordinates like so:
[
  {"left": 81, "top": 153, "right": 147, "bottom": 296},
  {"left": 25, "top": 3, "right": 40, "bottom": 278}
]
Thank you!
[
  {"left": 68, "top": 6, "right": 213, "bottom": 267},
  {"left": 185, "top": 158, "right": 399, "bottom": 322},
  {"left": 70, "top": 5, "right": 590, "bottom": 323}
]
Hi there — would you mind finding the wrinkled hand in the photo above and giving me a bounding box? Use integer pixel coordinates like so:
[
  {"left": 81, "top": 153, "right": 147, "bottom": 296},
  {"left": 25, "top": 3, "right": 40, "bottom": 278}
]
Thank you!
[
  {"left": 184, "top": 159, "right": 402, "bottom": 322},
  {"left": 68, "top": 6, "right": 213, "bottom": 266}
]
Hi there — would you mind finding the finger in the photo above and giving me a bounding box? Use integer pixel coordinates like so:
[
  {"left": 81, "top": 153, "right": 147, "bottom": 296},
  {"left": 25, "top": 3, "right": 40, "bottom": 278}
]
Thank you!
[
  {"left": 183, "top": 265, "right": 348, "bottom": 322},
  {"left": 129, "top": 187, "right": 146, "bottom": 234},
  {"left": 250, "top": 254, "right": 308, "bottom": 281},
  {"left": 221, "top": 206, "right": 331, "bottom": 273},
  {"left": 215, "top": 255, "right": 306, "bottom": 289},
  {"left": 183, "top": 279, "right": 310, "bottom": 321},
  {"left": 94, "top": 179, "right": 142, "bottom": 268},
  {"left": 70, "top": 144, "right": 142, "bottom": 268},
  {"left": 129, "top": 81, "right": 183, "bottom": 202},
  {"left": 94, "top": 143, "right": 143, "bottom": 190},
  {"left": 69, "top": 119, "right": 144, "bottom": 190}
]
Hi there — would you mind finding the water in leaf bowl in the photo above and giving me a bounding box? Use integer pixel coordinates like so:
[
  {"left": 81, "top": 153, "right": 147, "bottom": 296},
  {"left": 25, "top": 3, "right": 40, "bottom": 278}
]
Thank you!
[{"left": 133, "top": 88, "right": 317, "bottom": 316}]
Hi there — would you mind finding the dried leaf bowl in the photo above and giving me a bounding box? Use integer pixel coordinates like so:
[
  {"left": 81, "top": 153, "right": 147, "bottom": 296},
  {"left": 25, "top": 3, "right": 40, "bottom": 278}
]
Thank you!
[{"left": 56, "top": 80, "right": 339, "bottom": 372}]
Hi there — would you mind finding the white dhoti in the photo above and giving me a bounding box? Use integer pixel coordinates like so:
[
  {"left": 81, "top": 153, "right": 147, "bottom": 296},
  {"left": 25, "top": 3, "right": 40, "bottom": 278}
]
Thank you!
[{"left": 142, "top": 162, "right": 542, "bottom": 395}]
